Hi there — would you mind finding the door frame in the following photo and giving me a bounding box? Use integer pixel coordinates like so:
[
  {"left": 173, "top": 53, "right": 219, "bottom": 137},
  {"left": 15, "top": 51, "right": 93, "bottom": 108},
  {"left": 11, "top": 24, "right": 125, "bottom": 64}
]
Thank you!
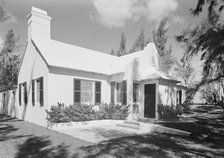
[{"left": 141, "top": 80, "right": 159, "bottom": 119}]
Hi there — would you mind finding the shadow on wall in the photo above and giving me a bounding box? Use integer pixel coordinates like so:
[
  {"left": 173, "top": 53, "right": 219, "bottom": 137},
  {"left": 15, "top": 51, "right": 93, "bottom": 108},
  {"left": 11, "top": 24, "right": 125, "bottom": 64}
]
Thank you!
[{"left": 21, "top": 59, "right": 35, "bottom": 120}]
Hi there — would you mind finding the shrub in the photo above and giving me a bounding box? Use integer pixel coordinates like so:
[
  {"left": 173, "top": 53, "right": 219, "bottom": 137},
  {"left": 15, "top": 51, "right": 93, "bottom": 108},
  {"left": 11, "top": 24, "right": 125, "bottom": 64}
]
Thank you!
[
  {"left": 46, "top": 102, "right": 130, "bottom": 124},
  {"left": 157, "top": 104, "right": 183, "bottom": 120}
]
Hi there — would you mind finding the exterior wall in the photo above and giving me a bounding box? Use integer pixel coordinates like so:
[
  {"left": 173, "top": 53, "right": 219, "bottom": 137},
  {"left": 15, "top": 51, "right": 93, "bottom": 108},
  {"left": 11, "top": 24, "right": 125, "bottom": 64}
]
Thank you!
[
  {"left": 48, "top": 67, "right": 111, "bottom": 107},
  {"left": 0, "top": 89, "right": 17, "bottom": 117},
  {"left": 158, "top": 79, "right": 177, "bottom": 106},
  {"left": 15, "top": 42, "right": 49, "bottom": 127}
]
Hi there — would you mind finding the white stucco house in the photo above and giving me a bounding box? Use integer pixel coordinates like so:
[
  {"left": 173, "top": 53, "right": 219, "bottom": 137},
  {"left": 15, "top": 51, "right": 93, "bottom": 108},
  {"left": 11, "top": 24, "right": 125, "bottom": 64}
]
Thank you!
[{"left": 13, "top": 7, "right": 185, "bottom": 126}]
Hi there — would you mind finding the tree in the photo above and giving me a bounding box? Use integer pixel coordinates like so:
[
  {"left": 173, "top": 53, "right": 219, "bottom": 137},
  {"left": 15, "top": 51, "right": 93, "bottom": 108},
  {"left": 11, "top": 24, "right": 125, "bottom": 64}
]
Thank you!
[
  {"left": 176, "top": 0, "right": 224, "bottom": 102},
  {"left": 129, "top": 30, "right": 150, "bottom": 53},
  {"left": 199, "top": 83, "right": 219, "bottom": 104},
  {"left": 174, "top": 58, "right": 195, "bottom": 85},
  {"left": 0, "top": 29, "right": 20, "bottom": 91},
  {"left": 0, "top": 4, "right": 11, "bottom": 23},
  {"left": 117, "top": 33, "right": 127, "bottom": 57},
  {"left": 110, "top": 49, "right": 116, "bottom": 56},
  {"left": 153, "top": 17, "right": 175, "bottom": 74}
]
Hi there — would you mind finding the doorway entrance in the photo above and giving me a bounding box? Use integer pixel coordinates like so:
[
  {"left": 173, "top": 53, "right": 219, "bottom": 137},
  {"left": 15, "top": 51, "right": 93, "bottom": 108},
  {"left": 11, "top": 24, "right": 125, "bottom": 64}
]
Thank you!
[{"left": 144, "top": 84, "right": 156, "bottom": 118}]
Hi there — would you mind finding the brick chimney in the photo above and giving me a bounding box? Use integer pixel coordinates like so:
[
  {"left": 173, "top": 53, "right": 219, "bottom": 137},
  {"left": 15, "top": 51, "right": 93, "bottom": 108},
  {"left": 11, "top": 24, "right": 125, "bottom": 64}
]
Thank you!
[{"left": 27, "top": 7, "right": 51, "bottom": 40}]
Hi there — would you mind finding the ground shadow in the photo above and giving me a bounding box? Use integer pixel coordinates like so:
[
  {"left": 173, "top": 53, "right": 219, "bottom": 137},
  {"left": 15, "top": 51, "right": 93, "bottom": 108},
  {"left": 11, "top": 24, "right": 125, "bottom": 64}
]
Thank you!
[
  {"left": 15, "top": 136, "right": 70, "bottom": 158},
  {"left": 75, "top": 132, "right": 222, "bottom": 158},
  {"left": 159, "top": 104, "right": 224, "bottom": 149}
]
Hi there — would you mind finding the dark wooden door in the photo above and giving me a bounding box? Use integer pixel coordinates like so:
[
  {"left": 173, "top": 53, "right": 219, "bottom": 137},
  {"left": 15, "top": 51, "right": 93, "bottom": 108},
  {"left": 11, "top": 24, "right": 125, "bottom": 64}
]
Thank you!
[{"left": 144, "top": 84, "right": 156, "bottom": 118}]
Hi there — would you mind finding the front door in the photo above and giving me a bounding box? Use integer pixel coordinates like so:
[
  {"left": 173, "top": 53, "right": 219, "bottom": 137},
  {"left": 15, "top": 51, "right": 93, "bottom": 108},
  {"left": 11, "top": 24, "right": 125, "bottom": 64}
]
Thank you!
[{"left": 144, "top": 84, "right": 156, "bottom": 118}]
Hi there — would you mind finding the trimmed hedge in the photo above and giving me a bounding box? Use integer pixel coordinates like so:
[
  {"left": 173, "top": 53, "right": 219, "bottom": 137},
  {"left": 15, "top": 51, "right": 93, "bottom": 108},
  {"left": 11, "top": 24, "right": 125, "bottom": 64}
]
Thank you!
[{"left": 46, "top": 103, "right": 129, "bottom": 124}]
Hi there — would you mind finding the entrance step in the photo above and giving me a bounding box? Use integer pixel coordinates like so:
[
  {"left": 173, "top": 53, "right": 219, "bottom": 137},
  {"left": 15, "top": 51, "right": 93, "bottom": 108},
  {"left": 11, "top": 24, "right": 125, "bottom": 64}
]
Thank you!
[{"left": 116, "top": 120, "right": 140, "bottom": 130}]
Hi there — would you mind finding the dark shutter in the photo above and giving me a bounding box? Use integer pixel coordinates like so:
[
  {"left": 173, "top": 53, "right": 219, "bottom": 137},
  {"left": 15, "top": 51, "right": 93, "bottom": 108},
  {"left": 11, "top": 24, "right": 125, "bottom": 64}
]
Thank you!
[
  {"left": 32, "top": 80, "right": 35, "bottom": 106},
  {"left": 122, "top": 81, "right": 127, "bottom": 105},
  {"left": 24, "top": 82, "right": 27, "bottom": 105},
  {"left": 74, "top": 79, "right": 81, "bottom": 103},
  {"left": 95, "top": 81, "right": 101, "bottom": 104},
  {"left": 111, "top": 82, "right": 115, "bottom": 104},
  {"left": 19, "top": 84, "right": 21, "bottom": 105},
  {"left": 40, "top": 77, "right": 44, "bottom": 106}
]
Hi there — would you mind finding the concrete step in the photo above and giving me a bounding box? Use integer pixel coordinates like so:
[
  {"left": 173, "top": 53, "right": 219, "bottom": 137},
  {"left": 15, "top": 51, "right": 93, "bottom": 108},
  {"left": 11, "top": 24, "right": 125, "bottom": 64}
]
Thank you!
[
  {"left": 116, "top": 121, "right": 140, "bottom": 130},
  {"left": 123, "top": 120, "right": 140, "bottom": 126}
]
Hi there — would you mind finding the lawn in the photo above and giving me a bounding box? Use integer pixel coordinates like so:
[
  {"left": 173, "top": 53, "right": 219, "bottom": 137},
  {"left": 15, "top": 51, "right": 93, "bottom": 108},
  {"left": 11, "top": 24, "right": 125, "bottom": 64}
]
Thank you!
[{"left": 0, "top": 104, "right": 224, "bottom": 158}]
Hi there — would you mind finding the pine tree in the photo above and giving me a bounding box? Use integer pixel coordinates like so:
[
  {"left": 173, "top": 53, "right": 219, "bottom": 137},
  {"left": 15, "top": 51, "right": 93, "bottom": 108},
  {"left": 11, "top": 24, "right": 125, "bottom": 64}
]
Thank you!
[
  {"left": 152, "top": 18, "right": 175, "bottom": 74},
  {"left": 130, "top": 30, "right": 149, "bottom": 53},
  {"left": 117, "top": 33, "right": 127, "bottom": 56}
]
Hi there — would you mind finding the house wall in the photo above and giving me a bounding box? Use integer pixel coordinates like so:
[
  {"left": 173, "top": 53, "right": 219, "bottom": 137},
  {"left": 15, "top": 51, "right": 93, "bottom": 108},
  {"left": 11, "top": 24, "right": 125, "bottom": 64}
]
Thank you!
[
  {"left": 158, "top": 79, "right": 178, "bottom": 105},
  {"left": 0, "top": 89, "right": 17, "bottom": 117},
  {"left": 15, "top": 42, "right": 49, "bottom": 127},
  {"left": 48, "top": 67, "right": 111, "bottom": 106}
]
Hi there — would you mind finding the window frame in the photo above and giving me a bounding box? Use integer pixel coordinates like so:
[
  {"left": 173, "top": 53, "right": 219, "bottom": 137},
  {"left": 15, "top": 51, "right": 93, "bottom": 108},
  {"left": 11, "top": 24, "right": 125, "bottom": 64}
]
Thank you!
[{"left": 73, "top": 78, "right": 101, "bottom": 105}]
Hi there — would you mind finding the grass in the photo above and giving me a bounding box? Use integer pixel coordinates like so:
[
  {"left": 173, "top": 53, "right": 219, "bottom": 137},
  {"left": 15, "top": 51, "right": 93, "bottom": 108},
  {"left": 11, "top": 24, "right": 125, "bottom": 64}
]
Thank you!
[{"left": 1, "top": 104, "right": 224, "bottom": 157}]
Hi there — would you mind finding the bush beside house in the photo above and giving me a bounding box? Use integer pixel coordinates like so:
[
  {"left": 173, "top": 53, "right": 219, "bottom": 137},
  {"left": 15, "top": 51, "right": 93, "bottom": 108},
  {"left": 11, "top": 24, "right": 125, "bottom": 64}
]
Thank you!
[
  {"left": 157, "top": 104, "right": 186, "bottom": 120},
  {"left": 45, "top": 103, "right": 129, "bottom": 124}
]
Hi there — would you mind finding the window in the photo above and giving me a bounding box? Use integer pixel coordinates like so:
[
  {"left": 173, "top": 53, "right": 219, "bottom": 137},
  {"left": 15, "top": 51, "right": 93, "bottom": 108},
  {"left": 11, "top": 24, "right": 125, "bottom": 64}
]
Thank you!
[
  {"left": 36, "top": 77, "right": 44, "bottom": 106},
  {"left": 32, "top": 80, "right": 35, "bottom": 106},
  {"left": 95, "top": 81, "right": 101, "bottom": 104},
  {"left": 74, "top": 79, "right": 101, "bottom": 104},
  {"left": 116, "top": 81, "right": 127, "bottom": 105},
  {"left": 133, "top": 83, "right": 139, "bottom": 103},
  {"left": 111, "top": 82, "right": 115, "bottom": 103}
]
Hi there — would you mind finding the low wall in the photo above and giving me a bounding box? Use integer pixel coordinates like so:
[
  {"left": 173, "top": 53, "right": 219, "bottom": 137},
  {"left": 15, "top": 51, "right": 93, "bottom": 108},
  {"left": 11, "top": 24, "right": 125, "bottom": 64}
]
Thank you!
[
  {"left": 0, "top": 89, "right": 17, "bottom": 117},
  {"left": 49, "top": 120, "right": 124, "bottom": 130}
]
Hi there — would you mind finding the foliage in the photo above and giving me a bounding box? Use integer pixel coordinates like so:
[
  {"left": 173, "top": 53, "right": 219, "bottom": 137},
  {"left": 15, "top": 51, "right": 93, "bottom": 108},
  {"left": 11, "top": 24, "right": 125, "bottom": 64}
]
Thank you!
[
  {"left": 152, "top": 18, "right": 175, "bottom": 74},
  {"left": 129, "top": 30, "right": 150, "bottom": 53},
  {"left": 0, "top": 4, "right": 11, "bottom": 23},
  {"left": 157, "top": 104, "right": 183, "bottom": 120},
  {"left": 174, "top": 58, "right": 195, "bottom": 85},
  {"left": 176, "top": 0, "right": 224, "bottom": 103},
  {"left": 199, "top": 83, "right": 219, "bottom": 104},
  {"left": 46, "top": 103, "right": 130, "bottom": 124},
  {"left": 0, "top": 29, "right": 21, "bottom": 91},
  {"left": 116, "top": 33, "right": 127, "bottom": 56}
]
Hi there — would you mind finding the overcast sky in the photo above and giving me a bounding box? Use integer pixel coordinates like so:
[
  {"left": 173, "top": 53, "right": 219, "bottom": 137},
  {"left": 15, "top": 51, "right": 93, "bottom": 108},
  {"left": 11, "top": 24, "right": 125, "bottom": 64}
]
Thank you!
[{"left": 0, "top": 0, "right": 205, "bottom": 80}]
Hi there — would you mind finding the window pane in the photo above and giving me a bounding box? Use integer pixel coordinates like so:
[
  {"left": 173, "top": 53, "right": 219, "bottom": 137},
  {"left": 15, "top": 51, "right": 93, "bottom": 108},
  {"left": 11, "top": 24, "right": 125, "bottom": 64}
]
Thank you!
[{"left": 81, "top": 80, "right": 93, "bottom": 104}]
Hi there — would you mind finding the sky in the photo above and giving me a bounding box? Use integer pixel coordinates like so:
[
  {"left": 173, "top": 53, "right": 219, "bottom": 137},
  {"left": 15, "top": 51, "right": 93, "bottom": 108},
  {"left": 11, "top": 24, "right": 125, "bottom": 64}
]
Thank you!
[{"left": 0, "top": 0, "right": 204, "bottom": 80}]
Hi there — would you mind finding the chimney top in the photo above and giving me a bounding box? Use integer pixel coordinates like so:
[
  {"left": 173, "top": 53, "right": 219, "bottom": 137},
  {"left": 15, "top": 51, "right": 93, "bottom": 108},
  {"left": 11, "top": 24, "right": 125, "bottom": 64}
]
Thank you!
[
  {"left": 27, "top": 7, "right": 51, "bottom": 40},
  {"left": 31, "top": 7, "right": 48, "bottom": 15}
]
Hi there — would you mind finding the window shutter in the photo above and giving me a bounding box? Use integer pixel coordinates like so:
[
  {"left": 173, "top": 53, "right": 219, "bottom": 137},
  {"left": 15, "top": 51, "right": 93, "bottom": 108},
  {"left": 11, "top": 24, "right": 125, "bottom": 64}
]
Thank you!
[
  {"left": 24, "top": 82, "right": 27, "bottom": 105},
  {"left": 111, "top": 82, "right": 115, "bottom": 104},
  {"left": 74, "top": 79, "right": 81, "bottom": 103},
  {"left": 40, "top": 77, "right": 44, "bottom": 106},
  {"left": 122, "top": 81, "right": 127, "bottom": 105},
  {"left": 95, "top": 81, "right": 101, "bottom": 104},
  {"left": 19, "top": 84, "right": 21, "bottom": 105},
  {"left": 32, "top": 80, "right": 35, "bottom": 106}
]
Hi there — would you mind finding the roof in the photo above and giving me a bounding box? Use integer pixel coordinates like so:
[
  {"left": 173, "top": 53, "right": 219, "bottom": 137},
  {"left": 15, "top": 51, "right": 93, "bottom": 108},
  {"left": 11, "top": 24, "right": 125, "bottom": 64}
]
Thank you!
[{"left": 32, "top": 38, "right": 178, "bottom": 81}]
